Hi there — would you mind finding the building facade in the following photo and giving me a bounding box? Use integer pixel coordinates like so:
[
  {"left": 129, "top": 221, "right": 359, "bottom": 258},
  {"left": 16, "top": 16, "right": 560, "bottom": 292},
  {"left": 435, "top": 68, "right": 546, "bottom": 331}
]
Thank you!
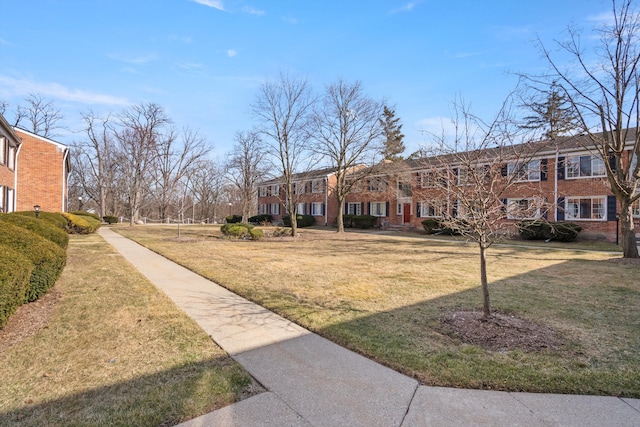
[
  {"left": 258, "top": 133, "right": 640, "bottom": 241},
  {"left": 0, "top": 115, "right": 21, "bottom": 213}
]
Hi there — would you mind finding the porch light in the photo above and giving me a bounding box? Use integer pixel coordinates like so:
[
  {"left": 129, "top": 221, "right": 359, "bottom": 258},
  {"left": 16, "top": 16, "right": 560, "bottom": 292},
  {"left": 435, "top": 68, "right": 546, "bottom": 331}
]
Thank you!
[{"left": 34, "top": 204, "right": 40, "bottom": 219}]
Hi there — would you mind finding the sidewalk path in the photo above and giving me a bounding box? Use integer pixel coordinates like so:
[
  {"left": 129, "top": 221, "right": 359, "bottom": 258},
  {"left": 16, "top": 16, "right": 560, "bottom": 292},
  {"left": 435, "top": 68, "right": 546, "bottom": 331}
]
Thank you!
[{"left": 98, "top": 227, "right": 640, "bottom": 426}]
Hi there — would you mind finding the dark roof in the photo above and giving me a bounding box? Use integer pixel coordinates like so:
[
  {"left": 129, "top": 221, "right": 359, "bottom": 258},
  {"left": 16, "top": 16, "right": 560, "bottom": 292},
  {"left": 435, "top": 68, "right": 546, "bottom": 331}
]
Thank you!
[{"left": 259, "top": 165, "right": 341, "bottom": 185}]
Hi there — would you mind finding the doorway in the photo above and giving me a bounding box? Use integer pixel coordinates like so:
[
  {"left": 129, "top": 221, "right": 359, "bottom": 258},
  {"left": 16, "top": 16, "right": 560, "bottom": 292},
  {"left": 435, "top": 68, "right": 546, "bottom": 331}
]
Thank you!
[{"left": 403, "top": 203, "right": 411, "bottom": 224}]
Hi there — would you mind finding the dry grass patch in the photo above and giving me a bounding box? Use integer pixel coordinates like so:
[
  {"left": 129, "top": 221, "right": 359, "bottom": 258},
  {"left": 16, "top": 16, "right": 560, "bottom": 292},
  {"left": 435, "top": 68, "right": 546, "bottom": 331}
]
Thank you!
[
  {"left": 0, "top": 232, "right": 261, "bottom": 427},
  {"left": 115, "top": 224, "right": 640, "bottom": 397}
]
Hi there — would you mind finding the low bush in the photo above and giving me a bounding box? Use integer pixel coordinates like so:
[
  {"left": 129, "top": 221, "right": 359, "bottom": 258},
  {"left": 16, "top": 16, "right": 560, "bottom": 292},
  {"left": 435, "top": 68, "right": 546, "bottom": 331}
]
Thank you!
[
  {"left": 15, "top": 210, "right": 68, "bottom": 230},
  {"left": 248, "top": 214, "right": 272, "bottom": 224},
  {"left": 343, "top": 214, "right": 378, "bottom": 229},
  {"left": 0, "top": 222, "right": 66, "bottom": 302},
  {"left": 69, "top": 210, "right": 101, "bottom": 221},
  {"left": 421, "top": 218, "right": 440, "bottom": 234},
  {"left": 283, "top": 214, "right": 315, "bottom": 228},
  {"left": 517, "top": 220, "right": 582, "bottom": 242},
  {"left": 225, "top": 215, "right": 243, "bottom": 224},
  {"left": 63, "top": 212, "right": 101, "bottom": 234},
  {"left": 0, "top": 212, "right": 69, "bottom": 249},
  {"left": 103, "top": 215, "right": 118, "bottom": 224},
  {"left": 0, "top": 245, "right": 33, "bottom": 328}
]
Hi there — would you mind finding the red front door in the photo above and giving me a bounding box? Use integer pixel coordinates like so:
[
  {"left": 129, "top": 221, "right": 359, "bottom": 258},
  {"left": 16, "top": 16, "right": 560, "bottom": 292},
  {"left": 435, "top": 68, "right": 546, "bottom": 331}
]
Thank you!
[{"left": 403, "top": 203, "right": 411, "bottom": 224}]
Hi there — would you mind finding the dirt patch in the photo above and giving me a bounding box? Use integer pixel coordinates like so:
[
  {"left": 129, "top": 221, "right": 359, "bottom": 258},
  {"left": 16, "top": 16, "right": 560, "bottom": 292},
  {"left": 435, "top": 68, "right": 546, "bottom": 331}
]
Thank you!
[
  {"left": 0, "top": 288, "right": 61, "bottom": 352},
  {"left": 441, "top": 310, "right": 563, "bottom": 353}
]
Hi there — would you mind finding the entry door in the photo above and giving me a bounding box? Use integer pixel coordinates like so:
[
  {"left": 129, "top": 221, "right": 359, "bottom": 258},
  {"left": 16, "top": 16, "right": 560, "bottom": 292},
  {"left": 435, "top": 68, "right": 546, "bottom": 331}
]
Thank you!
[{"left": 403, "top": 203, "right": 411, "bottom": 224}]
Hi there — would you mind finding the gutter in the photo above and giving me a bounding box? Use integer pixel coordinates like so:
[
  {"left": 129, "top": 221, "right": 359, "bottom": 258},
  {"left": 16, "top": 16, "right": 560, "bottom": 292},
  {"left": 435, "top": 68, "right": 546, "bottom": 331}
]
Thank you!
[
  {"left": 13, "top": 141, "right": 22, "bottom": 212},
  {"left": 62, "top": 148, "right": 70, "bottom": 212}
]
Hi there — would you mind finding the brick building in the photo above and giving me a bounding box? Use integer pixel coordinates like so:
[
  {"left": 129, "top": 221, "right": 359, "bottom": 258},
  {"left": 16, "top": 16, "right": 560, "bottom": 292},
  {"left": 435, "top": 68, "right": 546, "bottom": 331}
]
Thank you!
[
  {"left": 258, "top": 132, "right": 639, "bottom": 241},
  {"left": 13, "top": 127, "right": 70, "bottom": 213},
  {"left": 0, "top": 115, "right": 21, "bottom": 213}
]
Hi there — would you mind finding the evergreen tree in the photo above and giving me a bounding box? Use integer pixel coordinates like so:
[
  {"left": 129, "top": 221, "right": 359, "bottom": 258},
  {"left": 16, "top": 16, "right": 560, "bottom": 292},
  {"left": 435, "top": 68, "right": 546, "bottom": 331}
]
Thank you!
[
  {"left": 379, "top": 105, "right": 406, "bottom": 161},
  {"left": 521, "top": 82, "right": 578, "bottom": 140}
]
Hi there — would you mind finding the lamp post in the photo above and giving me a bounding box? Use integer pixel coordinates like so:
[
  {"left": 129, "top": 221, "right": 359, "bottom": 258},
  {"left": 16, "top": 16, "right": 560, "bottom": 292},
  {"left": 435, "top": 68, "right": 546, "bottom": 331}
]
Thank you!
[
  {"left": 34, "top": 204, "right": 40, "bottom": 219},
  {"left": 228, "top": 202, "right": 232, "bottom": 219},
  {"left": 78, "top": 196, "right": 83, "bottom": 211},
  {"left": 616, "top": 213, "right": 620, "bottom": 245}
]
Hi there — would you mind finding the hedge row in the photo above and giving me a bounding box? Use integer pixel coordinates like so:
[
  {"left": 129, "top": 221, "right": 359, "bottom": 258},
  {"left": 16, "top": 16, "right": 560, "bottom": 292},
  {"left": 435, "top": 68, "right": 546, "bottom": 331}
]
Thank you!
[
  {"left": 248, "top": 214, "right": 273, "bottom": 224},
  {"left": 0, "top": 246, "right": 33, "bottom": 328},
  {"left": 0, "top": 213, "right": 69, "bottom": 249},
  {"left": 283, "top": 214, "right": 315, "bottom": 228},
  {"left": 343, "top": 214, "right": 378, "bottom": 229},
  {"left": 62, "top": 212, "right": 101, "bottom": 234},
  {"left": 516, "top": 220, "right": 582, "bottom": 242},
  {"left": 0, "top": 220, "right": 67, "bottom": 328}
]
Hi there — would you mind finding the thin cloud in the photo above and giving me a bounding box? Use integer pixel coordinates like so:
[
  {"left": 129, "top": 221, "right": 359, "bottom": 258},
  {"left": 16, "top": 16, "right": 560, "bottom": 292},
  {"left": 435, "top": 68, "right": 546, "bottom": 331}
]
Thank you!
[
  {"left": 0, "top": 75, "right": 130, "bottom": 106},
  {"left": 587, "top": 11, "right": 615, "bottom": 24},
  {"left": 415, "top": 116, "right": 458, "bottom": 137},
  {"left": 0, "top": 38, "right": 13, "bottom": 46},
  {"left": 390, "top": 1, "right": 420, "bottom": 14},
  {"left": 178, "top": 62, "right": 204, "bottom": 70},
  {"left": 282, "top": 14, "right": 299, "bottom": 25},
  {"left": 227, "top": 49, "right": 237, "bottom": 58},
  {"left": 242, "top": 6, "right": 265, "bottom": 15},
  {"left": 107, "top": 53, "right": 159, "bottom": 65},
  {"left": 444, "top": 49, "right": 487, "bottom": 59},
  {"left": 191, "top": 0, "right": 225, "bottom": 11}
]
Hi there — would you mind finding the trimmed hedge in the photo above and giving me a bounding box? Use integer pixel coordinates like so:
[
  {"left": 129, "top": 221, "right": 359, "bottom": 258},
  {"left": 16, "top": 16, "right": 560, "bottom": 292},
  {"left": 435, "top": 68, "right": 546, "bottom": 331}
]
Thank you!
[
  {"left": 69, "top": 210, "right": 101, "bottom": 221},
  {"left": 225, "top": 215, "right": 243, "bottom": 224},
  {"left": 62, "top": 212, "right": 101, "bottom": 234},
  {"left": 283, "top": 214, "right": 315, "bottom": 228},
  {"left": 103, "top": 215, "right": 118, "bottom": 224},
  {"left": 517, "top": 220, "right": 582, "bottom": 242},
  {"left": 0, "top": 222, "right": 67, "bottom": 302},
  {"left": 14, "top": 210, "right": 68, "bottom": 230},
  {"left": 0, "top": 213, "right": 69, "bottom": 249},
  {"left": 421, "top": 218, "right": 464, "bottom": 235},
  {"left": 220, "top": 223, "right": 263, "bottom": 240},
  {"left": 343, "top": 214, "right": 378, "bottom": 229},
  {"left": 0, "top": 245, "right": 33, "bottom": 328},
  {"left": 248, "top": 214, "right": 273, "bottom": 224}
]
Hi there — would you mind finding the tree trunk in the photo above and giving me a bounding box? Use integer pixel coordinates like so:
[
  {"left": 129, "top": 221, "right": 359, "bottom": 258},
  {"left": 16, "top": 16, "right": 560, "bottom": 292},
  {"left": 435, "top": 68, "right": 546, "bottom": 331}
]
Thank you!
[
  {"left": 620, "top": 202, "right": 639, "bottom": 258},
  {"left": 479, "top": 242, "right": 491, "bottom": 319},
  {"left": 336, "top": 197, "right": 345, "bottom": 233}
]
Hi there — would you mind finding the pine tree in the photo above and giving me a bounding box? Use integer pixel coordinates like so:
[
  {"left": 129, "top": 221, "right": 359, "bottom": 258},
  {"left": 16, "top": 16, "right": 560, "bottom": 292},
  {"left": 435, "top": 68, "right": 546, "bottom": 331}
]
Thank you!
[
  {"left": 521, "top": 82, "right": 578, "bottom": 140},
  {"left": 379, "top": 105, "right": 406, "bottom": 161}
]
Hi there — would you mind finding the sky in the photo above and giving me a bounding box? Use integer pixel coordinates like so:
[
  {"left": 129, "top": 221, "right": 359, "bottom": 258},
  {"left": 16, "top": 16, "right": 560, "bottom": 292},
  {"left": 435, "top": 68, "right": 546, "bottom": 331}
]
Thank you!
[{"left": 0, "top": 0, "right": 614, "bottom": 159}]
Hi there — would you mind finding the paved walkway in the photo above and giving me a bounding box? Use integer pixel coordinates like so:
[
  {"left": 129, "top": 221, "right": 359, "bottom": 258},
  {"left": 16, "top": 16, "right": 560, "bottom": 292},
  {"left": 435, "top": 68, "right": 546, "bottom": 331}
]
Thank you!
[{"left": 98, "top": 227, "right": 640, "bottom": 426}]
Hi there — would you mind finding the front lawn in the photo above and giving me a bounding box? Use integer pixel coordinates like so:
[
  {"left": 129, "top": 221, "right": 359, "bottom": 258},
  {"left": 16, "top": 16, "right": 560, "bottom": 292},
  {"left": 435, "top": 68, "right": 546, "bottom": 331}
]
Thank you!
[{"left": 116, "top": 224, "right": 640, "bottom": 397}]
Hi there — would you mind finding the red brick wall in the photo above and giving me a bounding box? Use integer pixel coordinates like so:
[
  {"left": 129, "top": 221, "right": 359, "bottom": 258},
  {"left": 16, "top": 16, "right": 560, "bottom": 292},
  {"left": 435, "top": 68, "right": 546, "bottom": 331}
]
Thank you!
[{"left": 15, "top": 130, "right": 69, "bottom": 213}]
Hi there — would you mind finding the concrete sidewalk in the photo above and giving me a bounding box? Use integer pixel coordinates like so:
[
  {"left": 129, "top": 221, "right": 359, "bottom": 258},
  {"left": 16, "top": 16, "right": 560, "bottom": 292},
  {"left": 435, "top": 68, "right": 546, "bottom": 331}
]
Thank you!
[{"left": 98, "top": 227, "right": 640, "bottom": 426}]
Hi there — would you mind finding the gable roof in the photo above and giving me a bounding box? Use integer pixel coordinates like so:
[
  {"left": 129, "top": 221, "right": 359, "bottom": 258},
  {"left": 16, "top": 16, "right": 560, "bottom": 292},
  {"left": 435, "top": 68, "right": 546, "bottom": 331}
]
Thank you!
[{"left": 0, "top": 114, "right": 21, "bottom": 146}]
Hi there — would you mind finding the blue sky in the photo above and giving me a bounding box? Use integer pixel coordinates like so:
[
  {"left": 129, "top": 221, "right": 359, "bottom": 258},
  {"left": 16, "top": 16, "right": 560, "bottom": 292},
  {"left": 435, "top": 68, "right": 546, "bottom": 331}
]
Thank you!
[{"left": 0, "top": 0, "right": 612, "bottom": 158}]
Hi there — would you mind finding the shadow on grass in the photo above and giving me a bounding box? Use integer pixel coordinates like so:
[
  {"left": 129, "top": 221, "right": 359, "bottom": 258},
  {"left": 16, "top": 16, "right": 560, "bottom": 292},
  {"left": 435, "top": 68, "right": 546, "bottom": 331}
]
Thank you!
[{"left": 0, "top": 356, "right": 257, "bottom": 427}]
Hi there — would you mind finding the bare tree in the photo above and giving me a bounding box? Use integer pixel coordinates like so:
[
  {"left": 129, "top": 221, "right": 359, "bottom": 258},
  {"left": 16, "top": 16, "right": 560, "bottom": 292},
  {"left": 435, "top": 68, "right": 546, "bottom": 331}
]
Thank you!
[
  {"left": 72, "top": 110, "right": 119, "bottom": 218},
  {"left": 535, "top": 0, "right": 640, "bottom": 258},
  {"left": 309, "top": 79, "right": 385, "bottom": 233},
  {"left": 14, "top": 94, "right": 64, "bottom": 137},
  {"left": 424, "top": 97, "right": 545, "bottom": 318},
  {"left": 226, "top": 130, "right": 268, "bottom": 223},
  {"left": 114, "top": 103, "right": 170, "bottom": 225},
  {"left": 189, "top": 158, "right": 226, "bottom": 223},
  {"left": 251, "top": 72, "right": 316, "bottom": 237},
  {"left": 149, "top": 127, "right": 211, "bottom": 221}
]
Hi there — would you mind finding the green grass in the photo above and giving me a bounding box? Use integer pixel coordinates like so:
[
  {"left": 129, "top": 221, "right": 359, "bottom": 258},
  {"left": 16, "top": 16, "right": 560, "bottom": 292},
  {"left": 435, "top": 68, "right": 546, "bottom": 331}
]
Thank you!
[
  {"left": 0, "top": 233, "right": 261, "bottom": 426},
  {"left": 113, "top": 224, "right": 640, "bottom": 397}
]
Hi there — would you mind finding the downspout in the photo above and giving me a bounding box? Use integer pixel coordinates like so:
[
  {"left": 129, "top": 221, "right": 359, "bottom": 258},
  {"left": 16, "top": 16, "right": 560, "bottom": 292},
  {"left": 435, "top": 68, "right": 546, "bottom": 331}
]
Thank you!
[
  {"left": 324, "top": 176, "right": 328, "bottom": 226},
  {"left": 554, "top": 147, "right": 558, "bottom": 221},
  {"left": 62, "top": 148, "right": 70, "bottom": 212},
  {"left": 13, "top": 141, "right": 22, "bottom": 212}
]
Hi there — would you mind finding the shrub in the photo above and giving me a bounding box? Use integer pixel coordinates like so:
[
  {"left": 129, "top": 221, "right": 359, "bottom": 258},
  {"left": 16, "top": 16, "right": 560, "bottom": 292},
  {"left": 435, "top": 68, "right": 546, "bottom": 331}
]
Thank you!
[
  {"left": 103, "top": 215, "right": 118, "bottom": 224},
  {"left": 516, "top": 220, "right": 582, "bottom": 242},
  {"left": 69, "top": 210, "right": 101, "bottom": 221},
  {"left": 0, "top": 222, "right": 66, "bottom": 302},
  {"left": 62, "top": 212, "right": 101, "bottom": 234},
  {"left": 248, "top": 214, "right": 272, "bottom": 224},
  {"left": 0, "top": 212, "right": 69, "bottom": 249},
  {"left": 0, "top": 245, "right": 33, "bottom": 328},
  {"left": 225, "top": 215, "right": 242, "bottom": 224},
  {"left": 421, "top": 218, "right": 441, "bottom": 234},
  {"left": 343, "top": 214, "right": 377, "bottom": 229},
  {"left": 249, "top": 228, "right": 264, "bottom": 240},
  {"left": 14, "top": 210, "right": 68, "bottom": 230},
  {"left": 282, "top": 214, "right": 315, "bottom": 228},
  {"left": 221, "top": 222, "right": 252, "bottom": 238}
]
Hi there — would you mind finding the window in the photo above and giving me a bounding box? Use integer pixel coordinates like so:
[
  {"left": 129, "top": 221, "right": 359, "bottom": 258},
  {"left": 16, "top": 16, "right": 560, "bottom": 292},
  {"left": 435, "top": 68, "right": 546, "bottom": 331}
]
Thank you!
[
  {"left": 258, "top": 204, "right": 268, "bottom": 214},
  {"left": 566, "top": 155, "right": 606, "bottom": 178},
  {"left": 294, "top": 182, "right": 306, "bottom": 194},
  {"left": 506, "top": 198, "right": 542, "bottom": 220},
  {"left": 0, "top": 137, "right": 5, "bottom": 165},
  {"left": 270, "top": 184, "right": 280, "bottom": 196},
  {"left": 311, "top": 202, "right": 324, "bottom": 216},
  {"left": 311, "top": 179, "right": 325, "bottom": 193},
  {"left": 508, "top": 160, "right": 540, "bottom": 181},
  {"left": 419, "top": 171, "right": 442, "bottom": 188},
  {"left": 258, "top": 186, "right": 268, "bottom": 197},
  {"left": 6, "top": 188, "right": 14, "bottom": 213},
  {"left": 347, "top": 202, "right": 361, "bottom": 215},
  {"left": 296, "top": 202, "right": 306, "bottom": 214},
  {"left": 0, "top": 185, "right": 4, "bottom": 212},
  {"left": 632, "top": 199, "right": 640, "bottom": 218},
  {"left": 270, "top": 203, "right": 280, "bottom": 215},
  {"left": 565, "top": 196, "right": 606, "bottom": 220},
  {"left": 368, "top": 177, "right": 387, "bottom": 192},
  {"left": 370, "top": 202, "right": 387, "bottom": 217},
  {"left": 419, "top": 200, "right": 444, "bottom": 218},
  {"left": 397, "top": 180, "right": 412, "bottom": 197}
]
